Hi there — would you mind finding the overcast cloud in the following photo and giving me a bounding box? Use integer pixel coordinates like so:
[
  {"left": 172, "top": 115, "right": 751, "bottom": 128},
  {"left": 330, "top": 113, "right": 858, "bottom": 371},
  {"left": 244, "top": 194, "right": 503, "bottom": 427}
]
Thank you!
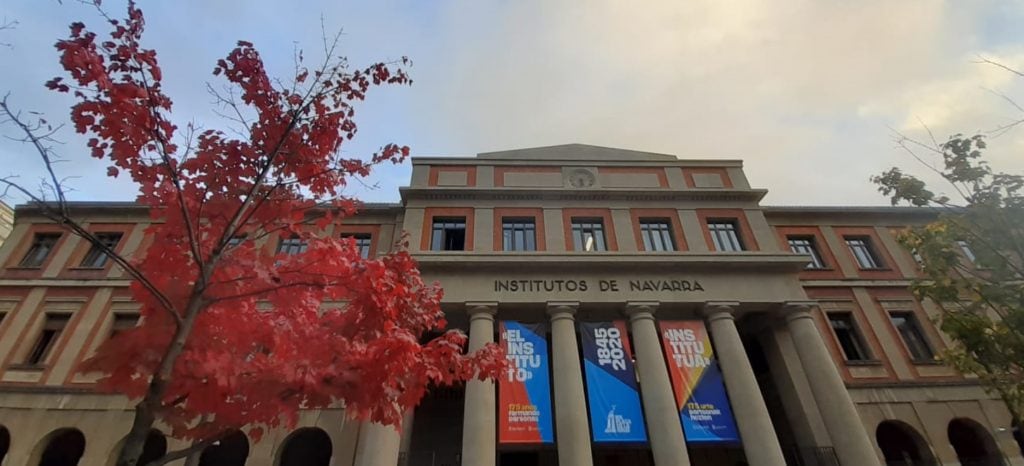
[{"left": 1, "top": 0, "right": 1023, "bottom": 206}]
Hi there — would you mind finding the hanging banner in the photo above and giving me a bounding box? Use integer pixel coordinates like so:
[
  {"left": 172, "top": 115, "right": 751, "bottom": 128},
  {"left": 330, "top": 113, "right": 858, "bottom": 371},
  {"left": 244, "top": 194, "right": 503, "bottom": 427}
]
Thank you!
[
  {"left": 579, "top": 321, "right": 648, "bottom": 443},
  {"left": 659, "top": 320, "right": 740, "bottom": 444},
  {"left": 499, "top": 321, "right": 555, "bottom": 444}
]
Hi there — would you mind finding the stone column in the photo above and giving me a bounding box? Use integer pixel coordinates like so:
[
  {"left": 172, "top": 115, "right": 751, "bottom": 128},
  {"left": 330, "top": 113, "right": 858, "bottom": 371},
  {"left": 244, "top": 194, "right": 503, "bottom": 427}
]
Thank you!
[
  {"left": 461, "top": 302, "right": 498, "bottom": 466},
  {"left": 353, "top": 421, "right": 402, "bottom": 466},
  {"left": 547, "top": 301, "right": 594, "bottom": 466},
  {"left": 624, "top": 302, "right": 692, "bottom": 466},
  {"left": 783, "top": 302, "right": 881, "bottom": 466},
  {"left": 704, "top": 302, "right": 787, "bottom": 466}
]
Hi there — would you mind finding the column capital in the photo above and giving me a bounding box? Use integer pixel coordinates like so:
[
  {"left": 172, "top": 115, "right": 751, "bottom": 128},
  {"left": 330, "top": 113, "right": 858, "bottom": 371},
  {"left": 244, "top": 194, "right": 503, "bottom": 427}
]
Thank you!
[
  {"left": 546, "top": 301, "right": 579, "bottom": 321},
  {"left": 781, "top": 301, "right": 817, "bottom": 323},
  {"left": 624, "top": 301, "right": 660, "bottom": 320},
  {"left": 703, "top": 301, "right": 740, "bottom": 321},
  {"left": 466, "top": 302, "right": 498, "bottom": 319}
]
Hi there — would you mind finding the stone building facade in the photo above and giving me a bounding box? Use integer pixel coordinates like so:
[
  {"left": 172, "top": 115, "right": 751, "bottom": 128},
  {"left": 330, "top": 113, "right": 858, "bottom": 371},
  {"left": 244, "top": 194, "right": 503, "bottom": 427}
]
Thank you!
[{"left": 0, "top": 144, "right": 1019, "bottom": 466}]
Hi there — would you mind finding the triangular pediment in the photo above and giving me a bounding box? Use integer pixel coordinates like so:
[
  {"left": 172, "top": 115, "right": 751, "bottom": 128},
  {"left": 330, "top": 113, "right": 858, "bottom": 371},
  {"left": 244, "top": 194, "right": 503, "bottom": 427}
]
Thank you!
[{"left": 476, "top": 144, "right": 678, "bottom": 161}]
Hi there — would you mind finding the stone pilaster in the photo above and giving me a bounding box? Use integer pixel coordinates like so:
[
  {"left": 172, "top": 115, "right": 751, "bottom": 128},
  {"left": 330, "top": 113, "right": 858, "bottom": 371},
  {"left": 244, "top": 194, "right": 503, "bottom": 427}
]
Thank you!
[
  {"left": 461, "top": 302, "right": 498, "bottom": 466},
  {"left": 704, "top": 302, "right": 786, "bottom": 466},
  {"left": 783, "top": 302, "right": 881, "bottom": 466},
  {"left": 547, "top": 302, "right": 594, "bottom": 466},
  {"left": 353, "top": 421, "right": 402, "bottom": 466},
  {"left": 624, "top": 302, "right": 692, "bottom": 466}
]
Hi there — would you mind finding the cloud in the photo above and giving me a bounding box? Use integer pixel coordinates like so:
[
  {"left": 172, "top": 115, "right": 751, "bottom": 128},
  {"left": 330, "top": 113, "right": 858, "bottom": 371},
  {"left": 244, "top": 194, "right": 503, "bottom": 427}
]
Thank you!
[{"left": 1, "top": 0, "right": 1021, "bottom": 207}]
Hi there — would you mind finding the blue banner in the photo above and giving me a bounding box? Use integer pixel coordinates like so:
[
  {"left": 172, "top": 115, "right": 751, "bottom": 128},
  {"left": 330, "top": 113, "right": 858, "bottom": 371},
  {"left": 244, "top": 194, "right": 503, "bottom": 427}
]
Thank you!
[
  {"left": 579, "top": 321, "right": 648, "bottom": 443},
  {"left": 499, "top": 321, "right": 555, "bottom": 444}
]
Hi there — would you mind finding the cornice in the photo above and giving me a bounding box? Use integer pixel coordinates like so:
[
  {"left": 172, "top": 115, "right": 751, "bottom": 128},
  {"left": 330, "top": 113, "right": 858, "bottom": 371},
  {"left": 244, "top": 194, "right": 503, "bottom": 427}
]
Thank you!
[
  {"left": 400, "top": 187, "right": 767, "bottom": 204},
  {"left": 412, "top": 252, "right": 809, "bottom": 273}
]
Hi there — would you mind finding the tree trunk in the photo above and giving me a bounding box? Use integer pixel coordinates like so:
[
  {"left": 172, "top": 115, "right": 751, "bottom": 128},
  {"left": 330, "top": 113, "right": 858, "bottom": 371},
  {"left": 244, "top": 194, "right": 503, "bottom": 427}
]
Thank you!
[
  {"left": 117, "top": 291, "right": 207, "bottom": 466},
  {"left": 117, "top": 402, "right": 158, "bottom": 466}
]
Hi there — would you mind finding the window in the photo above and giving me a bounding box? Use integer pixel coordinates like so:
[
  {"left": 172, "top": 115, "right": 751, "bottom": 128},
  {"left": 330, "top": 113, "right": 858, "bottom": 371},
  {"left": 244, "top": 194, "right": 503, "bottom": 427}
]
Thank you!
[
  {"left": 79, "top": 233, "right": 123, "bottom": 268},
  {"left": 827, "top": 313, "right": 871, "bottom": 361},
  {"left": 25, "top": 314, "right": 70, "bottom": 366},
  {"left": 957, "top": 240, "right": 977, "bottom": 263},
  {"left": 845, "top": 236, "right": 883, "bottom": 269},
  {"left": 787, "top": 236, "right": 826, "bottom": 269},
  {"left": 889, "top": 311, "right": 935, "bottom": 362},
  {"left": 342, "top": 233, "right": 373, "bottom": 258},
  {"left": 19, "top": 233, "right": 61, "bottom": 268},
  {"left": 639, "top": 219, "right": 676, "bottom": 252},
  {"left": 502, "top": 218, "right": 537, "bottom": 251},
  {"left": 571, "top": 218, "right": 607, "bottom": 252},
  {"left": 431, "top": 218, "right": 467, "bottom": 251},
  {"left": 277, "top": 237, "right": 307, "bottom": 255},
  {"left": 707, "top": 220, "right": 744, "bottom": 252},
  {"left": 227, "top": 236, "right": 245, "bottom": 248},
  {"left": 109, "top": 313, "right": 139, "bottom": 339}
]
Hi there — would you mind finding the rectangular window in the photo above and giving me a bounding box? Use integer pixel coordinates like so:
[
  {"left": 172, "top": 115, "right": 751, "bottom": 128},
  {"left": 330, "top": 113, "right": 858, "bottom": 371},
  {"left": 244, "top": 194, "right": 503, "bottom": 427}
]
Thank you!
[
  {"left": 342, "top": 233, "right": 373, "bottom": 258},
  {"left": 431, "top": 218, "right": 467, "bottom": 251},
  {"left": 571, "top": 218, "right": 607, "bottom": 252},
  {"left": 957, "top": 240, "right": 977, "bottom": 263},
  {"left": 109, "top": 313, "right": 139, "bottom": 339},
  {"left": 79, "top": 232, "right": 123, "bottom": 268},
  {"left": 277, "top": 237, "right": 307, "bottom": 255},
  {"left": 708, "top": 220, "right": 744, "bottom": 252},
  {"left": 827, "top": 313, "right": 870, "bottom": 361},
  {"left": 19, "top": 233, "right": 61, "bottom": 268},
  {"left": 889, "top": 311, "right": 935, "bottom": 362},
  {"left": 25, "top": 313, "right": 71, "bottom": 366},
  {"left": 639, "top": 219, "right": 676, "bottom": 252},
  {"left": 845, "top": 236, "right": 883, "bottom": 269},
  {"left": 787, "top": 236, "right": 826, "bottom": 269},
  {"left": 502, "top": 218, "right": 537, "bottom": 252}
]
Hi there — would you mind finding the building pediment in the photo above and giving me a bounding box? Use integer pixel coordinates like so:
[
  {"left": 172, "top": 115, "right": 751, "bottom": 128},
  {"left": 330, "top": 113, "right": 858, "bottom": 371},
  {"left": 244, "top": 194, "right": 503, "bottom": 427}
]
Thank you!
[{"left": 476, "top": 143, "right": 680, "bottom": 162}]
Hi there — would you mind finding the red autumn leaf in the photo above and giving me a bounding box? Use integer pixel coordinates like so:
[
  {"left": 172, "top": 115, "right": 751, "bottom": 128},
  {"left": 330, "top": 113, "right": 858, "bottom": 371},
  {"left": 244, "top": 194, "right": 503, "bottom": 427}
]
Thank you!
[{"left": 39, "top": 3, "right": 504, "bottom": 465}]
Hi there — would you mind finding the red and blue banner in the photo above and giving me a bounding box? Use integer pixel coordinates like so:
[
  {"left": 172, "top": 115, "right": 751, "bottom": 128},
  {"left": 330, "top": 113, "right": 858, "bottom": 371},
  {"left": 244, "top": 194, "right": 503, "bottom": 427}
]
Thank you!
[
  {"left": 659, "top": 320, "right": 740, "bottom": 444},
  {"left": 499, "top": 321, "right": 554, "bottom": 444},
  {"left": 579, "top": 321, "right": 648, "bottom": 443}
]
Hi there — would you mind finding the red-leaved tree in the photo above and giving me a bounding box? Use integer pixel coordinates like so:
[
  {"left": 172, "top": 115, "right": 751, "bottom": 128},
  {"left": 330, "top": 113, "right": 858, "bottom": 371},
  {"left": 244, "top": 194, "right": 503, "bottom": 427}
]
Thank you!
[{"left": 0, "top": 3, "right": 504, "bottom": 466}]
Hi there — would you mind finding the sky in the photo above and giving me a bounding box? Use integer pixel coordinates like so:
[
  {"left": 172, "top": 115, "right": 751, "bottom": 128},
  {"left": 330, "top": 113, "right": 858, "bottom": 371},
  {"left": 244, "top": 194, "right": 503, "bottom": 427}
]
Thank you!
[{"left": 1, "top": 0, "right": 1023, "bottom": 206}]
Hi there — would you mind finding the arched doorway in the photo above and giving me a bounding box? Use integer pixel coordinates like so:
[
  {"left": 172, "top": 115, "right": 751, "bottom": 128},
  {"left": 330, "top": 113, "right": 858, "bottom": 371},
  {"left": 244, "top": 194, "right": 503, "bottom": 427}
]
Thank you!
[
  {"left": 876, "top": 420, "right": 936, "bottom": 466},
  {"left": 36, "top": 428, "right": 86, "bottom": 466},
  {"left": 199, "top": 430, "right": 249, "bottom": 466},
  {"left": 139, "top": 430, "right": 167, "bottom": 465},
  {"left": 277, "top": 427, "right": 331, "bottom": 466},
  {"left": 948, "top": 418, "right": 1003, "bottom": 466},
  {"left": 105, "top": 429, "right": 167, "bottom": 466},
  {"left": 0, "top": 425, "right": 10, "bottom": 465}
]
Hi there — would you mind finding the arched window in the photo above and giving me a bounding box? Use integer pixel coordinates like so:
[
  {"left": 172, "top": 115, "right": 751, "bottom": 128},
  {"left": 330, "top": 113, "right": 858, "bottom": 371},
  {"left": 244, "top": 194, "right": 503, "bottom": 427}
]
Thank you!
[
  {"left": 199, "top": 430, "right": 249, "bottom": 466},
  {"left": 277, "top": 427, "right": 331, "bottom": 466},
  {"left": 948, "top": 418, "right": 1003, "bottom": 466},
  {"left": 876, "top": 420, "right": 936, "bottom": 466},
  {"left": 36, "top": 428, "right": 86, "bottom": 466},
  {"left": 0, "top": 425, "right": 10, "bottom": 465}
]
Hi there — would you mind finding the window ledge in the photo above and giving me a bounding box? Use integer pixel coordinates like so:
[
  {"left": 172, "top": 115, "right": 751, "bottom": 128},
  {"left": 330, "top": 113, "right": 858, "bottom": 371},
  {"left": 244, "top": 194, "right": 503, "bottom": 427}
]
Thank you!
[
  {"left": 804, "top": 267, "right": 835, "bottom": 272},
  {"left": 7, "top": 363, "right": 46, "bottom": 371},
  {"left": 911, "top": 359, "right": 944, "bottom": 366},
  {"left": 845, "top": 359, "right": 883, "bottom": 367},
  {"left": 5, "top": 266, "right": 43, "bottom": 271},
  {"left": 857, "top": 267, "right": 892, "bottom": 272},
  {"left": 66, "top": 266, "right": 106, "bottom": 271}
]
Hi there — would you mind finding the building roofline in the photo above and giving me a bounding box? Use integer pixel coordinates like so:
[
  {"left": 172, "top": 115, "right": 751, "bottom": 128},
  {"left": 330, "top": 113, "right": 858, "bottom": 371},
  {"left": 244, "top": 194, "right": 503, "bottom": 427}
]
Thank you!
[
  {"left": 13, "top": 201, "right": 403, "bottom": 215},
  {"left": 763, "top": 205, "right": 946, "bottom": 218}
]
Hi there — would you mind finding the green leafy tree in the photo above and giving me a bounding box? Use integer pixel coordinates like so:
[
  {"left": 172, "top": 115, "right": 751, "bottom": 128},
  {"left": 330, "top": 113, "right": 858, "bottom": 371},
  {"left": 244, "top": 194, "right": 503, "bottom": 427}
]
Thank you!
[{"left": 873, "top": 134, "right": 1024, "bottom": 429}]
